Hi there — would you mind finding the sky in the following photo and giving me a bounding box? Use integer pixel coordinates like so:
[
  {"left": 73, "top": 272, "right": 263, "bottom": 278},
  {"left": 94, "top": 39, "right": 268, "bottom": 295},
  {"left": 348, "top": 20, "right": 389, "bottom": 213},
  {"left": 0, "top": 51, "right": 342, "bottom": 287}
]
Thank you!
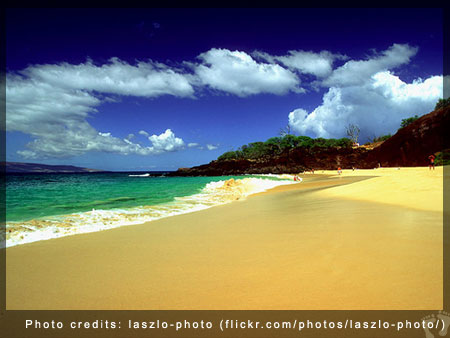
[{"left": 5, "top": 8, "right": 445, "bottom": 171}]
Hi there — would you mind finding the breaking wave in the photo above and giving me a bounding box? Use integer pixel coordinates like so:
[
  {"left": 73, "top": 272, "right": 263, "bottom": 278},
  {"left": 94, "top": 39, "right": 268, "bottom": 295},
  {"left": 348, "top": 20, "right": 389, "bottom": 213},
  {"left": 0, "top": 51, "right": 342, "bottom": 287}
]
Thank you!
[{"left": 4, "top": 176, "right": 298, "bottom": 248}]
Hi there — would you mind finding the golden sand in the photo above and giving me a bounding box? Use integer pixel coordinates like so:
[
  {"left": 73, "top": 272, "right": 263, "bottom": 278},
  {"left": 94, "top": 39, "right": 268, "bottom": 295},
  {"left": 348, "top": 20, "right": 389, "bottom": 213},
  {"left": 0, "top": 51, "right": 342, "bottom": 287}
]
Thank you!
[
  {"left": 6, "top": 167, "right": 444, "bottom": 310},
  {"left": 316, "top": 167, "right": 444, "bottom": 212}
]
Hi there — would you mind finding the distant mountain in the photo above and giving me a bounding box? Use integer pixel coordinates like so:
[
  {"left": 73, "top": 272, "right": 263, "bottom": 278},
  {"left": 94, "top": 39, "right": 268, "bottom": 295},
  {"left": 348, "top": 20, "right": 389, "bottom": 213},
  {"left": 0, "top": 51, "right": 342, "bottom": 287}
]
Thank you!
[{"left": 3, "top": 162, "right": 106, "bottom": 173}]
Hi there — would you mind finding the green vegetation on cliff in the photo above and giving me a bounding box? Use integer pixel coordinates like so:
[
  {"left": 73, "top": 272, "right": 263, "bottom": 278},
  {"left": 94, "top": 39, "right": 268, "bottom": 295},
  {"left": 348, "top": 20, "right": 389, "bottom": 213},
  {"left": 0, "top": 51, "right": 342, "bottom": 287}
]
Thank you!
[
  {"left": 400, "top": 115, "right": 419, "bottom": 128},
  {"left": 434, "top": 150, "right": 450, "bottom": 166},
  {"left": 435, "top": 98, "right": 450, "bottom": 110},
  {"left": 370, "top": 134, "right": 392, "bottom": 143},
  {"left": 218, "top": 135, "right": 353, "bottom": 161}
]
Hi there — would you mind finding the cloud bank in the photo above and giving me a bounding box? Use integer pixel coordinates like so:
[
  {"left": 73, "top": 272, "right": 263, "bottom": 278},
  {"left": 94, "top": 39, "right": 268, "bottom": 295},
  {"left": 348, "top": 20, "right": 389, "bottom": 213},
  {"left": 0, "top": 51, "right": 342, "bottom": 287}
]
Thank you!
[
  {"left": 254, "top": 50, "right": 347, "bottom": 78},
  {"left": 6, "top": 43, "right": 444, "bottom": 158},
  {"left": 195, "top": 48, "right": 302, "bottom": 96},
  {"left": 6, "top": 73, "right": 187, "bottom": 159},
  {"left": 288, "top": 44, "right": 443, "bottom": 141}
]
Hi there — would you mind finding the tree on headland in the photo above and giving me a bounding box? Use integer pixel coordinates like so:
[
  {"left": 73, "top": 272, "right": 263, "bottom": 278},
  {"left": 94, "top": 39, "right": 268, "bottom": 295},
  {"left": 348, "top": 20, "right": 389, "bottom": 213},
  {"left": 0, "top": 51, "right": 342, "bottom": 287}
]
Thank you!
[
  {"left": 265, "top": 137, "right": 283, "bottom": 153},
  {"left": 346, "top": 124, "right": 360, "bottom": 144},
  {"left": 217, "top": 134, "right": 353, "bottom": 161},
  {"left": 279, "top": 125, "right": 292, "bottom": 137}
]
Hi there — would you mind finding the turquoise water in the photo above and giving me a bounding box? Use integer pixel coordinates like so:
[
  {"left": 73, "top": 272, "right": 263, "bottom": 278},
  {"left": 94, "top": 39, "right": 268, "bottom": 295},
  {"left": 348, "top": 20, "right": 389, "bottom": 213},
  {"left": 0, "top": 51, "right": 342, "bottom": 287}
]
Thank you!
[
  {"left": 5, "top": 172, "right": 297, "bottom": 247},
  {"left": 6, "top": 173, "right": 266, "bottom": 222}
]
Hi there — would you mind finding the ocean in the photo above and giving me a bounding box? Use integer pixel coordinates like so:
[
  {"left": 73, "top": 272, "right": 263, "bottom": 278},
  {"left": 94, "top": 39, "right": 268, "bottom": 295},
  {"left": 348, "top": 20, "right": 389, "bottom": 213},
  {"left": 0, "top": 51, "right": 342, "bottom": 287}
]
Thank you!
[{"left": 4, "top": 172, "right": 298, "bottom": 247}]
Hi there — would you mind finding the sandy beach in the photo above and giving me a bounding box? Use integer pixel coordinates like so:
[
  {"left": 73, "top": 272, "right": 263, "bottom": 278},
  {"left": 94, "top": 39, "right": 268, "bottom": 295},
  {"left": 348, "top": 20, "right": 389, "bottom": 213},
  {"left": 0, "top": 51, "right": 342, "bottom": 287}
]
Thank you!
[{"left": 5, "top": 167, "right": 444, "bottom": 310}]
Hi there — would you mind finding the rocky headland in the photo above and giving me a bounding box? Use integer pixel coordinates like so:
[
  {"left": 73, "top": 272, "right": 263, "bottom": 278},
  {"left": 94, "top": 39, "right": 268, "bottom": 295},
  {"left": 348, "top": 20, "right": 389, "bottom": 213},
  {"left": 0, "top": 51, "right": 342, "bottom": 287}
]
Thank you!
[{"left": 171, "top": 106, "right": 449, "bottom": 176}]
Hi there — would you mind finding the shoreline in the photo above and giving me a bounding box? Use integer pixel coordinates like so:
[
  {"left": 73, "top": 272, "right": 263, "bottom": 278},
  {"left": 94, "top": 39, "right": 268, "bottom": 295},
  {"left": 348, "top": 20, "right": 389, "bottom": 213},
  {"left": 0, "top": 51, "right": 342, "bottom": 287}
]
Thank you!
[
  {"left": 6, "top": 167, "right": 444, "bottom": 310},
  {"left": 4, "top": 175, "right": 300, "bottom": 248},
  {"left": 4, "top": 172, "right": 370, "bottom": 248}
]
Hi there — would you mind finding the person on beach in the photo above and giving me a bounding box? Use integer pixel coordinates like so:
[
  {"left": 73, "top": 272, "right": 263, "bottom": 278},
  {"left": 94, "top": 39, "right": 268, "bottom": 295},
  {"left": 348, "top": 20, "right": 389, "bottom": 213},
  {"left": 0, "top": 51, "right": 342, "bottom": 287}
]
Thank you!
[
  {"left": 337, "top": 167, "right": 342, "bottom": 175},
  {"left": 428, "top": 154, "right": 435, "bottom": 170},
  {"left": 293, "top": 175, "right": 302, "bottom": 182}
]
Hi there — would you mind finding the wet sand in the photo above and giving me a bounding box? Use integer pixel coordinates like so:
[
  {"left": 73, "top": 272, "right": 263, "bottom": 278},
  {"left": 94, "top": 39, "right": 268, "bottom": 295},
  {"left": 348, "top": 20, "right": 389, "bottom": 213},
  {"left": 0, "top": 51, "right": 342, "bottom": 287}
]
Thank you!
[{"left": 6, "top": 167, "right": 444, "bottom": 310}]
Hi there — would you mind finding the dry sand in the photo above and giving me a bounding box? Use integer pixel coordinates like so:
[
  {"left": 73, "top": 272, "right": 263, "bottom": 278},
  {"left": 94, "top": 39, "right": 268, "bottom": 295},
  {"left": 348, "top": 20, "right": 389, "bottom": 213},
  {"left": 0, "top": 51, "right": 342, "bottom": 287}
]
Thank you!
[{"left": 6, "top": 167, "right": 445, "bottom": 310}]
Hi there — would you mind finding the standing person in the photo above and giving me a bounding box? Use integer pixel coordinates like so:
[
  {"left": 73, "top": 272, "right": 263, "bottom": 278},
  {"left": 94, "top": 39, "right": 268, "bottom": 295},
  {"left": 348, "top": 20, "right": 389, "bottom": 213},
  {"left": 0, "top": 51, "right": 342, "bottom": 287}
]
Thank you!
[
  {"left": 428, "top": 154, "right": 435, "bottom": 170},
  {"left": 337, "top": 167, "right": 342, "bottom": 175}
]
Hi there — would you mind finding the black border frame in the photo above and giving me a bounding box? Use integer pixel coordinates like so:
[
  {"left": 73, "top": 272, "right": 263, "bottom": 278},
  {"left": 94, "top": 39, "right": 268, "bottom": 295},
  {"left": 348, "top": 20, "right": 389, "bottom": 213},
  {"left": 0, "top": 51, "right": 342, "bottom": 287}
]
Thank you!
[{"left": 0, "top": 7, "right": 447, "bottom": 338}]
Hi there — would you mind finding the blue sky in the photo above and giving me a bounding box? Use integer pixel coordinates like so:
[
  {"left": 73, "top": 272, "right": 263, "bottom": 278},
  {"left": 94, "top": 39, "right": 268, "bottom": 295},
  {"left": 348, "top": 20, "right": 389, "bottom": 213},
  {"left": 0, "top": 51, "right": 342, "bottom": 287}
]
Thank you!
[{"left": 5, "top": 8, "right": 444, "bottom": 171}]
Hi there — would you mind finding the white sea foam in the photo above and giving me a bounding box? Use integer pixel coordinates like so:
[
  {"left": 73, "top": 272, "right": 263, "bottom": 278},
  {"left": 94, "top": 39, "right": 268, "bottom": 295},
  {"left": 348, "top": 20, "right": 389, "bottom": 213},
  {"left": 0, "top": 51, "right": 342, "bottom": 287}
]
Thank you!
[{"left": 4, "top": 177, "right": 299, "bottom": 248}]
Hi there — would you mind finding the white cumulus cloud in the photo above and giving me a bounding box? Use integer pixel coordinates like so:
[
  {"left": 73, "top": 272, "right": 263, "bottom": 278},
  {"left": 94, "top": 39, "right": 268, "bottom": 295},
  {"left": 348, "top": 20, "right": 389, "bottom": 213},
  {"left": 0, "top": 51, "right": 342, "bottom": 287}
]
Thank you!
[
  {"left": 206, "top": 144, "right": 218, "bottom": 150},
  {"left": 6, "top": 59, "right": 192, "bottom": 159},
  {"left": 322, "top": 44, "right": 418, "bottom": 87},
  {"left": 195, "top": 48, "right": 302, "bottom": 97},
  {"left": 6, "top": 74, "right": 187, "bottom": 159},
  {"left": 254, "top": 50, "right": 347, "bottom": 78},
  {"left": 287, "top": 44, "right": 442, "bottom": 142},
  {"left": 138, "top": 130, "right": 150, "bottom": 137},
  {"left": 147, "top": 129, "right": 185, "bottom": 152},
  {"left": 21, "top": 58, "right": 195, "bottom": 98},
  {"left": 289, "top": 71, "right": 443, "bottom": 141}
]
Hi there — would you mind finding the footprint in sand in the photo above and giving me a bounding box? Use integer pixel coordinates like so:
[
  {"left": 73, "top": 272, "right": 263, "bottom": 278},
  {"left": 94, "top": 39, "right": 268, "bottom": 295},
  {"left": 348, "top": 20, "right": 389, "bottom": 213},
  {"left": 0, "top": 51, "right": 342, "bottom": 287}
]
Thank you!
[
  {"left": 437, "top": 311, "right": 450, "bottom": 336},
  {"left": 423, "top": 314, "right": 437, "bottom": 338}
]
